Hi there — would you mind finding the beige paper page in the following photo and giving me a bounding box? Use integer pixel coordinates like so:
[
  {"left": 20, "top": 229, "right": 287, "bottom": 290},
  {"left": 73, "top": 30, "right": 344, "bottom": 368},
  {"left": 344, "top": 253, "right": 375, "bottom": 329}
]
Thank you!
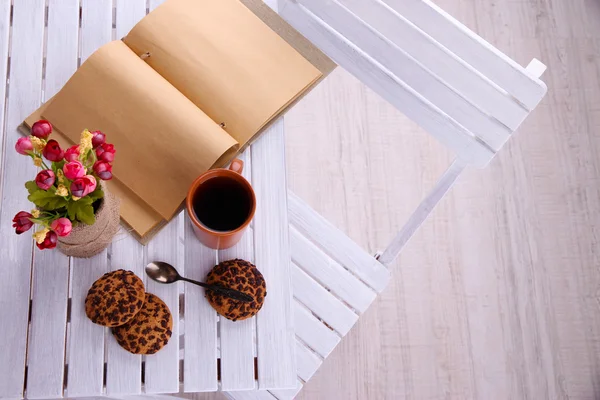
[
  {"left": 123, "top": 0, "right": 322, "bottom": 145},
  {"left": 44, "top": 40, "right": 238, "bottom": 220}
]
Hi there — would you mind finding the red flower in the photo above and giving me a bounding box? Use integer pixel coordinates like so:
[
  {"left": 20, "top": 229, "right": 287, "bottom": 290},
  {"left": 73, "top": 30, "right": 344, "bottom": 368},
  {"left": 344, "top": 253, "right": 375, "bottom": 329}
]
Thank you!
[
  {"left": 50, "top": 218, "right": 72, "bottom": 237},
  {"left": 63, "top": 160, "right": 85, "bottom": 180},
  {"left": 91, "top": 131, "right": 106, "bottom": 148},
  {"left": 64, "top": 145, "right": 80, "bottom": 162},
  {"left": 42, "top": 139, "right": 64, "bottom": 162},
  {"left": 96, "top": 143, "right": 115, "bottom": 162},
  {"left": 71, "top": 175, "right": 96, "bottom": 197},
  {"left": 15, "top": 137, "right": 33, "bottom": 155},
  {"left": 36, "top": 230, "right": 57, "bottom": 250},
  {"left": 35, "top": 170, "right": 55, "bottom": 190},
  {"left": 93, "top": 161, "right": 113, "bottom": 180},
  {"left": 12, "top": 211, "right": 34, "bottom": 234},
  {"left": 31, "top": 120, "right": 52, "bottom": 139}
]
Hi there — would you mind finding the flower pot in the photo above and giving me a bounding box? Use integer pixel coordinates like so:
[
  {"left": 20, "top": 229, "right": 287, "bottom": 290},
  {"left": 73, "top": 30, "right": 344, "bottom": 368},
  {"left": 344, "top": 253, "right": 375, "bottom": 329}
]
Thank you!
[{"left": 57, "top": 182, "right": 120, "bottom": 258}]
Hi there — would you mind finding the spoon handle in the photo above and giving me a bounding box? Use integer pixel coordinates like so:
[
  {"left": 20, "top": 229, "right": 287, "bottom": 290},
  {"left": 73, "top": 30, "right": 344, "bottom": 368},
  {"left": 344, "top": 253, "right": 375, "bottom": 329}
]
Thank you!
[{"left": 180, "top": 277, "right": 254, "bottom": 303}]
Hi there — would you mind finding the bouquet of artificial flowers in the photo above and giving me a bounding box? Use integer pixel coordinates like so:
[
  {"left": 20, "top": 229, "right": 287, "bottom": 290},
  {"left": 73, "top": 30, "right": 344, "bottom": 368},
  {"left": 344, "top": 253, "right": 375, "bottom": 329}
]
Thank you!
[{"left": 12, "top": 120, "right": 116, "bottom": 250}]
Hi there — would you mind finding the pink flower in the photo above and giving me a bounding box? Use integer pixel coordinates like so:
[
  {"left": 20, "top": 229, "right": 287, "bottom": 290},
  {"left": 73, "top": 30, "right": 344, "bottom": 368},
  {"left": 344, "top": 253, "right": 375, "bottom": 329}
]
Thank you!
[
  {"left": 35, "top": 170, "right": 55, "bottom": 190},
  {"left": 50, "top": 218, "right": 72, "bottom": 237},
  {"left": 12, "top": 211, "right": 34, "bottom": 234},
  {"left": 91, "top": 131, "right": 106, "bottom": 148},
  {"left": 36, "top": 230, "right": 57, "bottom": 250},
  {"left": 63, "top": 160, "right": 85, "bottom": 180},
  {"left": 31, "top": 120, "right": 52, "bottom": 139},
  {"left": 64, "top": 145, "right": 80, "bottom": 162},
  {"left": 42, "top": 139, "right": 64, "bottom": 162},
  {"left": 96, "top": 143, "right": 115, "bottom": 162},
  {"left": 15, "top": 137, "right": 33, "bottom": 155},
  {"left": 71, "top": 175, "right": 96, "bottom": 197},
  {"left": 93, "top": 161, "right": 113, "bottom": 180}
]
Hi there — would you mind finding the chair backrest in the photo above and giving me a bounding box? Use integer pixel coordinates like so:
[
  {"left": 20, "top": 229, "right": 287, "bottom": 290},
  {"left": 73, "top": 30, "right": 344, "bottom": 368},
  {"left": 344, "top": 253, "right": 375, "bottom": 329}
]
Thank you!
[{"left": 279, "top": 0, "right": 548, "bottom": 168}]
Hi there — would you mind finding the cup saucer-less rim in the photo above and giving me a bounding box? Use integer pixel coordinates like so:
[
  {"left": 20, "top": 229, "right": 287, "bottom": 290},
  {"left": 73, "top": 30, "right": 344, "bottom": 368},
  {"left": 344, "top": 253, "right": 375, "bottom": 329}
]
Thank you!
[{"left": 185, "top": 169, "right": 256, "bottom": 238}]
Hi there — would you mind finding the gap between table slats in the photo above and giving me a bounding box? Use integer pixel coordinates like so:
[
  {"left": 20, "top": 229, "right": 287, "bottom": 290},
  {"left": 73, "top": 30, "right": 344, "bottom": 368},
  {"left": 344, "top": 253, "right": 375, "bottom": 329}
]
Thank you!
[
  {"left": 279, "top": 0, "right": 495, "bottom": 168},
  {"left": 294, "top": 0, "right": 516, "bottom": 153},
  {"left": 0, "top": 0, "right": 43, "bottom": 398},
  {"left": 26, "top": 1, "right": 78, "bottom": 398},
  {"left": 380, "top": 0, "right": 547, "bottom": 110}
]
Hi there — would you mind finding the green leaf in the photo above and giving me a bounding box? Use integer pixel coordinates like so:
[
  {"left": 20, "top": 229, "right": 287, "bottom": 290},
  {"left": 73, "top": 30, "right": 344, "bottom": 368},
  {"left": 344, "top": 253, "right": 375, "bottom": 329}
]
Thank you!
[
  {"left": 28, "top": 190, "right": 67, "bottom": 210},
  {"left": 87, "top": 188, "right": 104, "bottom": 202},
  {"left": 25, "top": 180, "right": 39, "bottom": 195},
  {"left": 51, "top": 160, "right": 65, "bottom": 175},
  {"left": 67, "top": 197, "right": 95, "bottom": 225}
]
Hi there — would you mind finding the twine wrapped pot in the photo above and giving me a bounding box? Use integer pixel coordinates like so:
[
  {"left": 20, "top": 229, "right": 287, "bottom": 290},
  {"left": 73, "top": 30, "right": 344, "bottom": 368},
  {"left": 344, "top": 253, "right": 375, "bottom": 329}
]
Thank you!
[{"left": 58, "top": 182, "right": 121, "bottom": 258}]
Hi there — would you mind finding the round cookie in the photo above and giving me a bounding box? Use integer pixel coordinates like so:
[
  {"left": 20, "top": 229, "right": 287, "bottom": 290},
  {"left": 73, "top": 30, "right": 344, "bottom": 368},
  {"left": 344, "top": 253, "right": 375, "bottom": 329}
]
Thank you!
[
  {"left": 85, "top": 269, "right": 145, "bottom": 327},
  {"left": 205, "top": 259, "right": 267, "bottom": 321},
  {"left": 112, "top": 293, "right": 173, "bottom": 355}
]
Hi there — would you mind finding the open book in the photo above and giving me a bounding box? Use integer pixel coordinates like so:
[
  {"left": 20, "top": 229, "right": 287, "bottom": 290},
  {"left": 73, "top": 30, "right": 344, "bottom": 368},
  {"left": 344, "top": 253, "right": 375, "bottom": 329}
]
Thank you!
[{"left": 23, "top": 0, "right": 335, "bottom": 243}]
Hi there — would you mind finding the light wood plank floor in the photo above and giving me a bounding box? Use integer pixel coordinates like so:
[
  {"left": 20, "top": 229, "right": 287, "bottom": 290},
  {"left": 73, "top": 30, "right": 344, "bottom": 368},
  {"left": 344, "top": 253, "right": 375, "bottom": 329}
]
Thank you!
[{"left": 196, "top": 0, "right": 600, "bottom": 398}]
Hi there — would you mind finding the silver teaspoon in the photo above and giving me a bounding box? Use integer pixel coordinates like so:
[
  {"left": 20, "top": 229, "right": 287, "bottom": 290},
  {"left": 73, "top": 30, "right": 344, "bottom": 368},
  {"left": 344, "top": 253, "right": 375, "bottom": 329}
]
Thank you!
[{"left": 145, "top": 261, "right": 253, "bottom": 303}]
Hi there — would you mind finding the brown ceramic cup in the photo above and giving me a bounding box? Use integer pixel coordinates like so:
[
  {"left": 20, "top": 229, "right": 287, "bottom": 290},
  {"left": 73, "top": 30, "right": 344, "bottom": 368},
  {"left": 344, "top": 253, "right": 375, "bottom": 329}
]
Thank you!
[{"left": 186, "top": 159, "right": 256, "bottom": 249}]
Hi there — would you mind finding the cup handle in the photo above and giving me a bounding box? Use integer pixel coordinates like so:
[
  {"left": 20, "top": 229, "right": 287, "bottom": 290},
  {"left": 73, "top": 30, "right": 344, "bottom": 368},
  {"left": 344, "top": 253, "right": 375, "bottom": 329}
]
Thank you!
[{"left": 229, "top": 158, "right": 244, "bottom": 174}]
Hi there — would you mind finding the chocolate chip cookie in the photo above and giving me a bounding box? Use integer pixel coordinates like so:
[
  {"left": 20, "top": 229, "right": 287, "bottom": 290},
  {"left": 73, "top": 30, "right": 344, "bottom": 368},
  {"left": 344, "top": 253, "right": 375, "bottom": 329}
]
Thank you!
[
  {"left": 112, "top": 293, "right": 173, "bottom": 355},
  {"left": 85, "top": 269, "right": 145, "bottom": 327},
  {"left": 205, "top": 259, "right": 267, "bottom": 321}
]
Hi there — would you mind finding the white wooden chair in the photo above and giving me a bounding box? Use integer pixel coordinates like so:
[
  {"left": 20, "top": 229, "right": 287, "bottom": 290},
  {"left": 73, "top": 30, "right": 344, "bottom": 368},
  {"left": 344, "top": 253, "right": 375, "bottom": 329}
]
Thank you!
[{"left": 222, "top": 0, "right": 548, "bottom": 398}]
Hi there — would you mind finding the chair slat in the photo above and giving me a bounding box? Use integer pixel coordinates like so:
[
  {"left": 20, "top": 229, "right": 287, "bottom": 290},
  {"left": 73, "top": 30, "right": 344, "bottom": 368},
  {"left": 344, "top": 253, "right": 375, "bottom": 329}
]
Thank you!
[
  {"left": 288, "top": 191, "right": 390, "bottom": 292},
  {"left": 183, "top": 213, "right": 219, "bottom": 392},
  {"left": 279, "top": 0, "right": 495, "bottom": 167},
  {"left": 337, "top": 0, "right": 529, "bottom": 142},
  {"left": 295, "top": 342, "right": 322, "bottom": 382},
  {"left": 26, "top": 1, "right": 79, "bottom": 398},
  {"left": 292, "top": 264, "right": 358, "bottom": 335},
  {"left": 296, "top": 0, "right": 515, "bottom": 151},
  {"left": 269, "top": 381, "right": 304, "bottom": 400},
  {"left": 291, "top": 227, "right": 376, "bottom": 313},
  {"left": 252, "top": 120, "right": 296, "bottom": 390},
  {"left": 381, "top": 0, "right": 547, "bottom": 110},
  {"left": 0, "top": 0, "right": 44, "bottom": 397},
  {"left": 294, "top": 302, "right": 341, "bottom": 358},
  {"left": 68, "top": 254, "right": 108, "bottom": 397},
  {"left": 219, "top": 153, "right": 256, "bottom": 392}
]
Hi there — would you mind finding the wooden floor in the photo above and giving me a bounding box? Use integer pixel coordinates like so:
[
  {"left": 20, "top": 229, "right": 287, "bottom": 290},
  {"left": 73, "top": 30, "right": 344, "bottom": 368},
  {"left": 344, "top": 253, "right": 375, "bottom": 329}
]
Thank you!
[{"left": 193, "top": 0, "right": 600, "bottom": 399}]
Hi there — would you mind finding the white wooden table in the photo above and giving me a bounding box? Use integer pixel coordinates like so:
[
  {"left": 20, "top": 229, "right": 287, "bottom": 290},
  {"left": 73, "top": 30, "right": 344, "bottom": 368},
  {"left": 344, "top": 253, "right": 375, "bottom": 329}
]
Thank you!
[{"left": 0, "top": 0, "right": 548, "bottom": 399}]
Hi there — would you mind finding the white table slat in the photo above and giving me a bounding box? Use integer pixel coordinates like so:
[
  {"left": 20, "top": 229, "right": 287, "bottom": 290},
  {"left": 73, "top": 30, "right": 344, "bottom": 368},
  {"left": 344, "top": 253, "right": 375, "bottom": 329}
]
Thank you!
[
  {"left": 0, "top": 0, "right": 9, "bottom": 169},
  {"left": 218, "top": 151, "right": 256, "bottom": 392},
  {"left": 116, "top": 0, "right": 146, "bottom": 39},
  {"left": 293, "top": 302, "right": 340, "bottom": 358},
  {"left": 380, "top": 0, "right": 547, "bottom": 110},
  {"left": 338, "top": 0, "right": 528, "bottom": 134},
  {"left": 252, "top": 119, "right": 296, "bottom": 389},
  {"left": 0, "top": 0, "right": 44, "bottom": 397},
  {"left": 296, "top": 0, "right": 513, "bottom": 152},
  {"left": 80, "top": 0, "right": 113, "bottom": 63},
  {"left": 288, "top": 191, "right": 390, "bottom": 292},
  {"left": 183, "top": 213, "right": 218, "bottom": 392},
  {"left": 106, "top": 233, "right": 144, "bottom": 395},
  {"left": 67, "top": 253, "right": 108, "bottom": 397},
  {"left": 145, "top": 216, "right": 181, "bottom": 394},
  {"left": 279, "top": 0, "right": 495, "bottom": 167},
  {"left": 26, "top": 1, "right": 79, "bottom": 397},
  {"left": 290, "top": 226, "right": 376, "bottom": 313},
  {"left": 294, "top": 342, "right": 321, "bottom": 383},
  {"left": 269, "top": 381, "right": 303, "bottom": 400},
  {"left": 292, "top": 264, "right": 358, "bottom": 335}
]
